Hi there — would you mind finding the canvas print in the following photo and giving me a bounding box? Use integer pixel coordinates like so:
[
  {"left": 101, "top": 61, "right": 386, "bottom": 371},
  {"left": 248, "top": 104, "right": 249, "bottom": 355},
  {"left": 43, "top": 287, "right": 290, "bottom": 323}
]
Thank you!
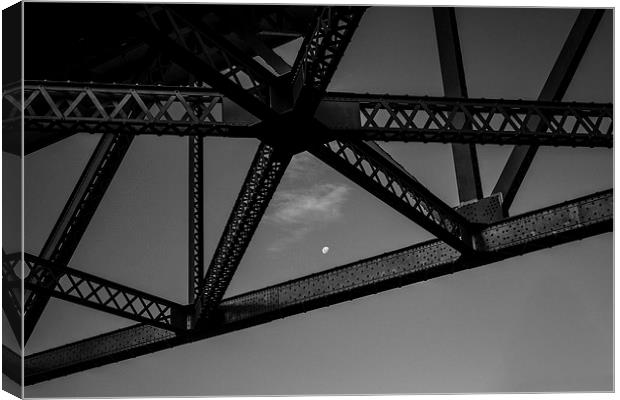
[{"left": 2, "top": 2, "right": 613, "bottom": 397}]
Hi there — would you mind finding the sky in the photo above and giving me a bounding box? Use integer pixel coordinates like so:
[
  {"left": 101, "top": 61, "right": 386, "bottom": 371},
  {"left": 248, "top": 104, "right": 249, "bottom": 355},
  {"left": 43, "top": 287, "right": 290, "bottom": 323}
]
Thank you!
[{"left": 3, "top": 6, "right": 613, "bottom": 396}]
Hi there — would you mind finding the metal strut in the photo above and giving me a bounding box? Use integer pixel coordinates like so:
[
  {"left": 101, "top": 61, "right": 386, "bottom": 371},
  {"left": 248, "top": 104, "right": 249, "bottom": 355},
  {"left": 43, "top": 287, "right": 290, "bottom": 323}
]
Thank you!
[
  {"left": 188, "top": 135, "right": 204, "bottom": 303},
  {"left": 24, "top": 133, "right": 134, "bottom": 342},
  {"left": 316, "top": 94, "right": 613, "bottom": 147},
  {"left": 493, "top": 9, "right": 605, "bottom": 213},
  {"left": 193, "top": 143, "right": 292, "bottom": 327},
  {"left": 310, "top": 139, "right": 476, "bottom": 253},
  {"left": 4, "top": 83, "right": 612, "bottom": 154},
  {"left": 18, "top": 253, "right": 188, "bottom": 332},
  {"left": 433, "top": 7, "right": 483, "bottom": 203}
]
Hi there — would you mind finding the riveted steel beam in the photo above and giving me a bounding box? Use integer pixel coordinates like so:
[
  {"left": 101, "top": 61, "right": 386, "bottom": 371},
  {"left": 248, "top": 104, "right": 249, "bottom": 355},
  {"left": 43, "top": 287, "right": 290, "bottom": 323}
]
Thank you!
[
  {"left": 316, "top": 94, "right": 613, "bottom": 147},
  {"left": 7, "top": 83, "right": 612, "bottom": 153},
  {"left": 192, "top": 143, "right": 292, "bottom": 327},
  {"left": 188, "top": 136, "right": 204, "bottom": 303},
  {"left": 2, "top": 82, "right": 253, "bottom": 155},
  {"left": 310, "top": 139, "right": 477, "bottom": 253},
  {"left": 23, "top": 189, "right": 612, "bottom": 385},
  {"left": 291, "top": 6, "right": 366, "bottom": 112}
]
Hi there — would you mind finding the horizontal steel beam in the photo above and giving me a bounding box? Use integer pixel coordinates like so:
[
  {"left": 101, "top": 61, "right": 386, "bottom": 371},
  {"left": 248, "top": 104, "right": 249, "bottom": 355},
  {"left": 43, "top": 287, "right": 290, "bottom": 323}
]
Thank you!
[
  {"left": 24, "top": 189, "right": 612, "bottom": 385},
  {"left": 317, "top": 93, "right": 613, "bottom": 147},
  {"left": 3, "top": 82, "right": 252, "bottom": 155},
  {"left": 14, "top": 253, "right": 188, "bottom": 332},
  {"left": 6, "top": 83, "right": 612, "bottom": 154}
]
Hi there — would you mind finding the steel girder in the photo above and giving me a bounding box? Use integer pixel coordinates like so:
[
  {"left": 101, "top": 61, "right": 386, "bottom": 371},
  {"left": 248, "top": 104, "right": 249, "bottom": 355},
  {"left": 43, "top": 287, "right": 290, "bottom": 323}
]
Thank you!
[
  {"left": 22, "top": 189, "right": 612, "bottom": 385},
  {"left": 5, "top": 83, "right": 613, "bottom": 152},
  {"left": 290, "top": 6, "right": 366, "bottom": 112},
  {"left": 188, "top": 136, "right": 204, "bottom": 303},
  {"left": 310, "top": 139, "right": 476, "bottom": 253},
  {"left": 433, "top": 7, "right": 483, "bottom": 203},
  {"left": 193, "top": 143, "right": 292, "bottom": 326},
  {"left": 493, "top": 9, "right": 605, "bottom": 213},
  {"left": 14, "top": 253, "right": 188, "bottom": 332},
  {"left": 2, "top": 82, "right": 248, "bottom": 155},
  {"left": 23, "top": 133, "right": 134, "bottom": 342},
  {"left": 316, "top": 94, "right": 613, "bottom": 147}
]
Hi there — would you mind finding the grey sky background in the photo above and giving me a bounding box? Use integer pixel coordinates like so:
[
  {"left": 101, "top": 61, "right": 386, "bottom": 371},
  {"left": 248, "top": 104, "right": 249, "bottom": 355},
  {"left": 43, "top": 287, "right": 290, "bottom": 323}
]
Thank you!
[{"left": 6, "top": 6, "right": 613, "bottom": 395}]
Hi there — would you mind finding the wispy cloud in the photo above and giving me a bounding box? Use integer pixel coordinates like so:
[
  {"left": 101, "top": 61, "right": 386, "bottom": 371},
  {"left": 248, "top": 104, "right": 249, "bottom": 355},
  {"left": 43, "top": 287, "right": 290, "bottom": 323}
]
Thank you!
[{"left": 266, "top": 183, "right": 350, "bottom": 252}]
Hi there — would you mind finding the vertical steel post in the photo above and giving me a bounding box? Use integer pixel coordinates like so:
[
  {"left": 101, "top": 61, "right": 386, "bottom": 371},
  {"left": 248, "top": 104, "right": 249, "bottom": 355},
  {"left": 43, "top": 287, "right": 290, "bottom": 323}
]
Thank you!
[
  {"left": 188, "top": 136, "right": 204, "bottom": 303},
  {"left": 433, "top": 7, "right": 483, "bottom": 204}
]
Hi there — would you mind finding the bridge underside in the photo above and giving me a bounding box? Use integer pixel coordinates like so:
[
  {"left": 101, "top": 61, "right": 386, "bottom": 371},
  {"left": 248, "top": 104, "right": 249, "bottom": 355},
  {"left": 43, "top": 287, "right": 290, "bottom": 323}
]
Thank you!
[{"left": 2, "top": 3, "right": 612, "bottom": 388}]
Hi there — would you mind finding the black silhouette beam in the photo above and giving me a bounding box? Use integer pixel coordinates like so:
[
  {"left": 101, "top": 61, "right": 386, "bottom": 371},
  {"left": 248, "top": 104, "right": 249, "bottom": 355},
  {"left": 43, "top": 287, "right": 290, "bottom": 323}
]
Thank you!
[
  {"left": 493, "top": 9, "right": 605, "bottom": 213},
  {"left": 433, "top": 7, "right": 482, "bottom": 203}
]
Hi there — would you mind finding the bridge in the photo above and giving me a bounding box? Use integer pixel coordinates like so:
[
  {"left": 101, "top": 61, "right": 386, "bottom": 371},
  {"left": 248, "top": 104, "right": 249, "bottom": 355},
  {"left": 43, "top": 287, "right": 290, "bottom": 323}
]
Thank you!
[{"left": 2, "top": 3, "right": 613, "bottom": 392}]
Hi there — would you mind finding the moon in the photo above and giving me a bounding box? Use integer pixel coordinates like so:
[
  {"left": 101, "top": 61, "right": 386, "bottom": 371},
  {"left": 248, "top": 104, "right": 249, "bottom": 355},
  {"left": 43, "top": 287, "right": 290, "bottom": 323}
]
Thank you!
[{"left": 321, "top": 246, "right": 330, "bottom": 255}]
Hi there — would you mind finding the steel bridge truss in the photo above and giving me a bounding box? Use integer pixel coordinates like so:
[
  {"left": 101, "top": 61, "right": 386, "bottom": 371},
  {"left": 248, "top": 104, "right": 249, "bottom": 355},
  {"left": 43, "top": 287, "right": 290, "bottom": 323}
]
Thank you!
[
  {"left": 3, "top": 83, "right": 612, "bottom": 154},
  {"left": 2, "top": 5, "right": 613, "bottom": 386}
]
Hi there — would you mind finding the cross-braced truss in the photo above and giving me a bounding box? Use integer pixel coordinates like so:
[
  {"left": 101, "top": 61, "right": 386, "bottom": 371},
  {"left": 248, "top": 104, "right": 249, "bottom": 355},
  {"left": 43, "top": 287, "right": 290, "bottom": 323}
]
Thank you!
[{"left": 2, "top": 4, "right": 613, "bottom": 386}]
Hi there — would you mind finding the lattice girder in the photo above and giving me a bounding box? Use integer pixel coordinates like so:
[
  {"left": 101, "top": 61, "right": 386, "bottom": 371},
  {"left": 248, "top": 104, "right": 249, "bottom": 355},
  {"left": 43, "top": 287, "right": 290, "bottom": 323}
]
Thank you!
[
  {"left": 193, "top": 142, "right": 292, "bottom": 326},
  {"left": 16, "top": 254, "right": 188, "bottom": 332},
  {"left": 317, "top": 94, "right": 613, "bottom": 147}
]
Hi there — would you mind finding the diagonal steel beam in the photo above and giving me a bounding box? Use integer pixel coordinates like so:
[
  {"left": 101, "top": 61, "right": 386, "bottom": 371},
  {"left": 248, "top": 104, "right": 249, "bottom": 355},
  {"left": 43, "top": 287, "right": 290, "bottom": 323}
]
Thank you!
[
  {"left": 290, "top": 6, "right": 366, "bottom": 113},
  {"left": 310, "top": 139, "right": 477, "bottom": 253},
  {"left": 433, "top": 7, "right": 483, "bottom": 203},
  {"left": 23, "top": 133, "right": 134, "bottom": 343},
  {"left": 192, "top": 142, "right": 292, "bottom": 327},
  {"left": 493, "top": 9, "right": 605, "bottom": 213},
  {"left": 23, "top": 189, "right": 612, "bottom": 385}
]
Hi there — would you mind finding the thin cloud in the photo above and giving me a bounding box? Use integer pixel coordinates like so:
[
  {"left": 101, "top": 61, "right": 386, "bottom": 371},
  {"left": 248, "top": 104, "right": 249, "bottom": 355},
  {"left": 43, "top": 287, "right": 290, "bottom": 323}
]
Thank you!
[{"left": 266, "top": 183, "right": 350, "bottom": 252}]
